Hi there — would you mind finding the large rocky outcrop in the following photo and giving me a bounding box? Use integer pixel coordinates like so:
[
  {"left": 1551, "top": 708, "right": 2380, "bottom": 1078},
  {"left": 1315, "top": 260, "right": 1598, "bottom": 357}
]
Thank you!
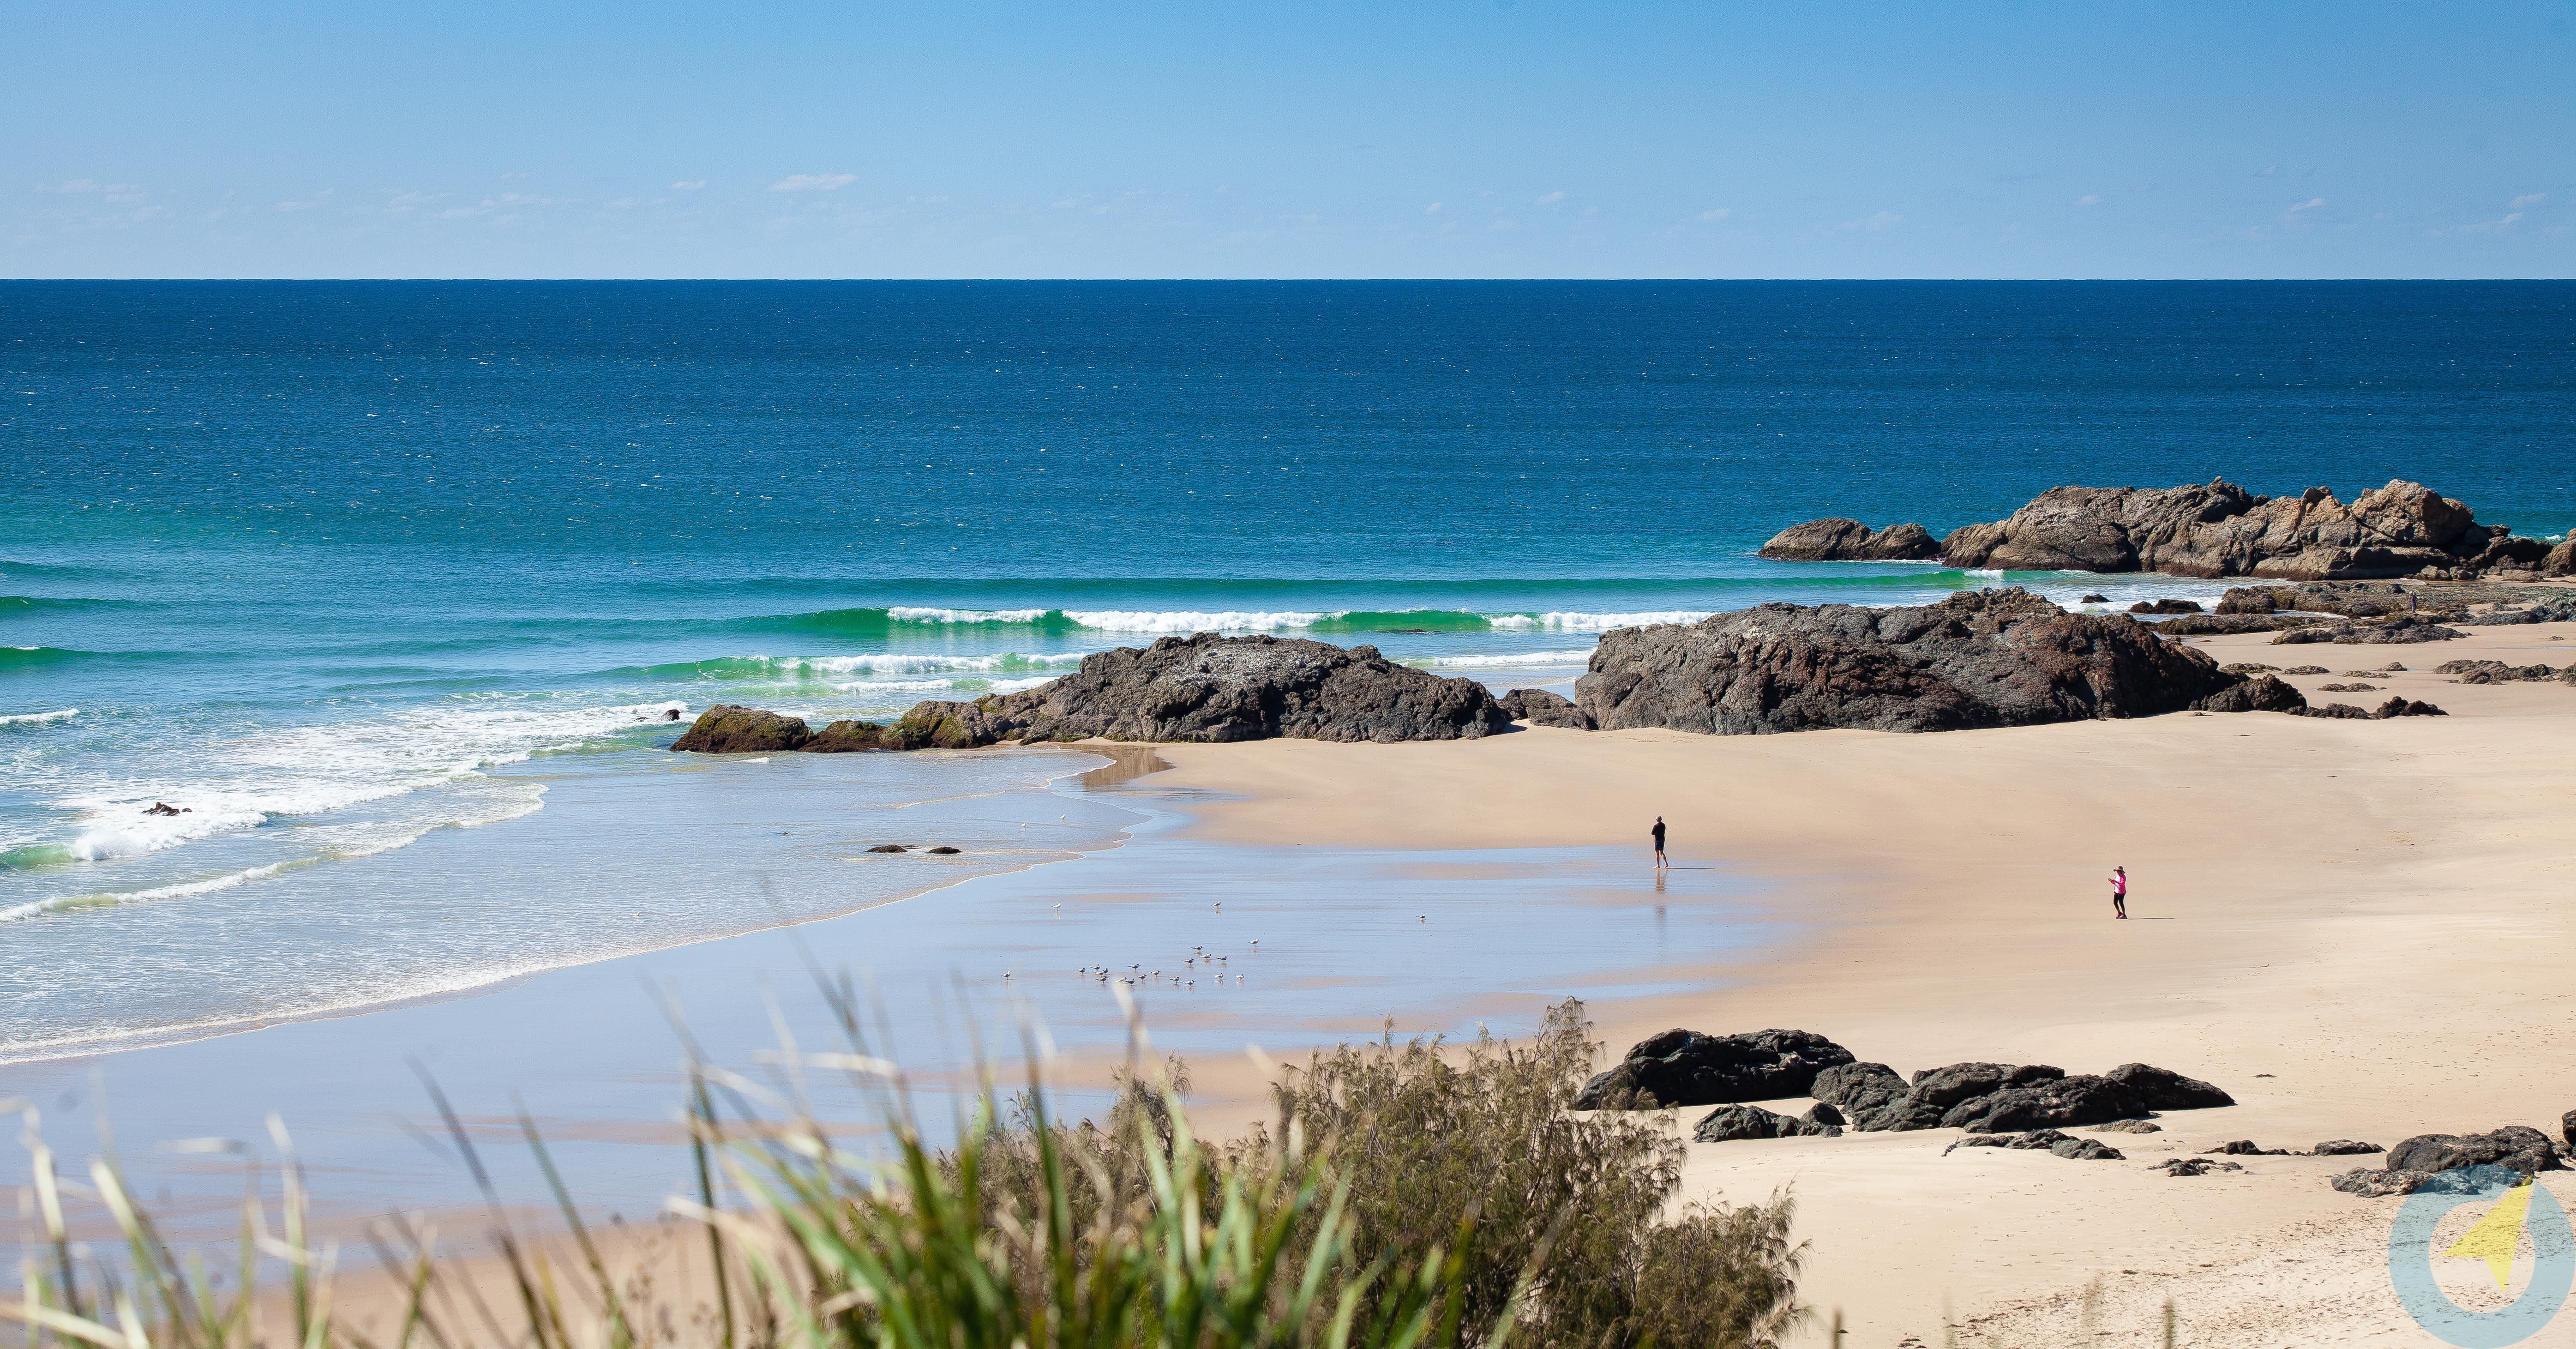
[
  {"left": 670, "top": 705, "right": 814, "bottom": 753},
  {"left": 1938, "top": 479, "right": 2509, "bottom": 580},
  {"left": 1574, "top": 1029, "right": 1855, "bottom": 1110},
  {"left": 673, "top": 634, "right": 1512, "bottom": 754},
  {"left": 1758, "top": 518, "right": 1942, "bottom": 562},
  {"left": 1573, "top": 589, "right": 2265, "bottom": 735},
  {"left": 2104, "top": 1062, "right": 2236, "bottom": 1110}
]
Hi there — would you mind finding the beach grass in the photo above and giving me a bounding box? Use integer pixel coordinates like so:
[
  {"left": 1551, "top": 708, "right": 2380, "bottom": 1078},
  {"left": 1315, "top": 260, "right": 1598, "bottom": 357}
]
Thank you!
[{"left": 4, "top": 999, "right": 1802, "bottom": 1348}]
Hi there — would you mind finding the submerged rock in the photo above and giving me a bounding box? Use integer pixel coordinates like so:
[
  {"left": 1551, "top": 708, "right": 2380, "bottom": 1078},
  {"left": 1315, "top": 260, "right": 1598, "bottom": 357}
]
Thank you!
[
  {"left": 1757, "top": 518, "right": 1941, "bottom": 561},
  {"left": 1576, "top": 1028, "right": 1855, "bottom": 1110},
  {"left": 1574, "top": 589, "right": 2251, "bottom": 735}
]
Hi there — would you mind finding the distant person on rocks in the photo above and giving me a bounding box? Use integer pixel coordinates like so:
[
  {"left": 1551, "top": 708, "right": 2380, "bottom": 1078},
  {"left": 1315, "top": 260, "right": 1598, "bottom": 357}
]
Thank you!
[
  {"left": 1651, "top": 816, "right": 1668, "bottom": 869},
  {"left": 2109, "top": 865, "right": 2129, "bottom": 919}
]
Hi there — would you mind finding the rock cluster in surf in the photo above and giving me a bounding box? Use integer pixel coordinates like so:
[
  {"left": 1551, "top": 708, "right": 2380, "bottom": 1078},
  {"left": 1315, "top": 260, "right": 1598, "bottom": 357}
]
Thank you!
[
  {"left": 1761, "top": 478, "right": 2568, "bottom": 581},
  {"left": 672, "top": 633, "right": 1510, "bottom": 753}
]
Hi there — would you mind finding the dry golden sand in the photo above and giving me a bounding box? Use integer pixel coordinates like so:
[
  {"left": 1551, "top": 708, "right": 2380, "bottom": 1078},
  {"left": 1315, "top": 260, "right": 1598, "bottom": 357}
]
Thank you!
[{"left": 1146, "top": 620, "right": 2576, "bottom": 1347}]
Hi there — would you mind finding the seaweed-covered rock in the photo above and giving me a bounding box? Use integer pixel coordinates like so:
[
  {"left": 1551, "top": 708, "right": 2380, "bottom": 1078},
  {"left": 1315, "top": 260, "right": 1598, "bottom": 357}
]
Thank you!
[
  {"left": 1690, "top": 1103, "right": 1843, "bottom": 1143},
  {"left": 1574, "top": 589, "right": 2246, "bottom": 735},
  {"left": 1498, "top": 688, "right": 1594, "bottom": 729},
  {"left": 1757, "top": 518, "right": 1942, "bottom": 561},
  {"left": 670, "top": 705, "right": 813, "bottom": 753},
  {"left": 1576, "top": 1029, "right": 1855, "bottom": 1110},
  {"left": 2103, "top": 1062, "right": 2236, "bottom": 1110}
]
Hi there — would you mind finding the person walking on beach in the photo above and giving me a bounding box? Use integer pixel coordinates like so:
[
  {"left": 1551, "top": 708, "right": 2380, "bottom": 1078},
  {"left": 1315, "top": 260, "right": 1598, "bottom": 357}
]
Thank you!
[
  {"left": 1651, "top": 816, "right": 1668, "bottom": 869},
  {"left": 2109, "top": 865, "right": 2128, "bottom": 919}
]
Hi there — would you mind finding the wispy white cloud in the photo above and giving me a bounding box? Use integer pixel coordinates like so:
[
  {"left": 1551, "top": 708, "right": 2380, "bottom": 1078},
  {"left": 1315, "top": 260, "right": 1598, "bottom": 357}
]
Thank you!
[
  {"left": 40, "top": 179, "right": 143, "bottom": 197},
  {"left": 1840, "top": 211, "right": 1902, "bottom": 231},
  {"left": 1697, "top": 208, "right": 1730, "bottom": 222},
  {"left": 1535, "top": 190, "right": 1565, "bottom": 205},
  {"left": 770, "top": 173, "right": 855, "bottom": 192},
  {"left": 276, "top": 189, "right": 335, "bottom": 212},
  {"left": 671, "top": 180, "right": 707, "bottom": 190},
  {"left": 2073, "top": 193, "right": 2103, "bottom": 207},
  {"left": 2510, "top": 193, "right": 2546, "bottom": 210},
  {"left": 1425, "top": 201, "right": 1442, "bottom": 214}
]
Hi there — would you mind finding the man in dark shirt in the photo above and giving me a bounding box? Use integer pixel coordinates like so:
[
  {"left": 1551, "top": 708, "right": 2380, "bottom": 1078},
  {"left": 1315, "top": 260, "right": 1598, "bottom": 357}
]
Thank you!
[{"left": 1651, "top": 816, "right": 1668, "bottom": 869}]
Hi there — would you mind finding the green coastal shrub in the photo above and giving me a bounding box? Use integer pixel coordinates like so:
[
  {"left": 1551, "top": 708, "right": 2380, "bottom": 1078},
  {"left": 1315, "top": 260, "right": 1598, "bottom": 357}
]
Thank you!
[{"left": 2, "top": 1000, "right": 1802, "bottom": 1349}]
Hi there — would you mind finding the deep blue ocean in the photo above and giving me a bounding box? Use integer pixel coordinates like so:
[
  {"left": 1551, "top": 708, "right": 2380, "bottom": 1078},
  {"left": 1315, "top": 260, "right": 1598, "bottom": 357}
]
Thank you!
[{"left": 4, "top": 280, "right": 2572, "bottom": 1060}]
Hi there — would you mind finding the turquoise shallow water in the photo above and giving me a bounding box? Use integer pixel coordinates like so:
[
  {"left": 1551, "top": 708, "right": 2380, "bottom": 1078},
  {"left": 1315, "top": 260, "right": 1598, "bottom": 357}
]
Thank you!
[{"left": 2, "top": 280, "right": 2572, "bottom": 1060}]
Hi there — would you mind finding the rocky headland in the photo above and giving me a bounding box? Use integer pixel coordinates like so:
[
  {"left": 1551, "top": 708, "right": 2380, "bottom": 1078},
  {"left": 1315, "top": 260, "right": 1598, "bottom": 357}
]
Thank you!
[{"left": 1760, "top": 478, "right": 2569, "bottom": 581}]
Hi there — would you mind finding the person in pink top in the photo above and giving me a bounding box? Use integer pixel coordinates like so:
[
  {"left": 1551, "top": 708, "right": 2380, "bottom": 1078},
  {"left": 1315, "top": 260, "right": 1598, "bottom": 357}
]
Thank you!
[{"left": 2109, "top": 865, "right": 2129, "bottom": 919}]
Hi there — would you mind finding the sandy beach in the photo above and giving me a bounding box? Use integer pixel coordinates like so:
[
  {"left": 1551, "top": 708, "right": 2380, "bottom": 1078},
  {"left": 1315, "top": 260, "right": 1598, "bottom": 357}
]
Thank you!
[
  {"left": 24, "top": 615, "right": 2576, "bottom": 1348},
  {"left": 1145, "top": 617, "right": 2576, "bottom": 1345}
]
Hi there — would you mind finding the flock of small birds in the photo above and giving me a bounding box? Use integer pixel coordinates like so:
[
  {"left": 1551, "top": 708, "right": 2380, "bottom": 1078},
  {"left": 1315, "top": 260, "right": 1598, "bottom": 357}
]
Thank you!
[{"left": 997, "top": 939, "right": 1266, "bottom": 990}]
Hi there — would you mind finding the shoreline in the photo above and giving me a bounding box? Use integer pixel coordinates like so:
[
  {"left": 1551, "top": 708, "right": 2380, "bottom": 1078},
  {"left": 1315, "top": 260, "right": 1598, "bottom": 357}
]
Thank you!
[{"left": 12, "top": 618, "right": 2576, "bottom": 1344}]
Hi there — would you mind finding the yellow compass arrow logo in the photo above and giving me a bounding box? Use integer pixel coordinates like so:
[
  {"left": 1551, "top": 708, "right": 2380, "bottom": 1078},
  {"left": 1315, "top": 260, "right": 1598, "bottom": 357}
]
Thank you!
[{"left": 2444, "top": 1179, "right": 2536, "bottom": 1291}]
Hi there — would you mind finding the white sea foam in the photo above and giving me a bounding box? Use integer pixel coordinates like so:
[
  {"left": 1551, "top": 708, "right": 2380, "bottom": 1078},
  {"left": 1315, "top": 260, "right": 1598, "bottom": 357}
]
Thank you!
[
  {"left": 1410, "top": 648, "right": 1600, "bottom": 669},
  {"left": 1493, "top": 611, "right": 1712, "bottom": 632},
  {"left": 885, "top": 606, "right": 1054, "bottom": 625},
  {"left": 0, "top": 859, "right": 314, "bottom": 922},
  {"left": 44, "top": 699, "right": 684, "bottom": 864},
  {"left": 768, "top": 651, "right": 1091, "bottom": 676},
  {"left": 1061, "top": 609, "right": 1336, "bottom": 633},
  {"left": 0, "top": 708, "right": 77, "bottom": 726}
]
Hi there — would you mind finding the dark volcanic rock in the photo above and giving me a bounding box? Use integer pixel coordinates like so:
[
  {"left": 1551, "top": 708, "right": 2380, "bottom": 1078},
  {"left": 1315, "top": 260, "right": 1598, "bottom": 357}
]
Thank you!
[
  {"left": 2312, "top": 1140, "right": 2383, "bottom": 1156},
  {"left": 1811, "top": 1062, "right": 1909, "bottom": 1119},
  {"left": 1946, "top": 1075, "right": 2147, "bottom": 1133},
  {"left": 1758, "top": 518, "right": 1941, "bottom": 561},
  {"left": 2080, "top": 593, "right": 2110, "bottom": 604},
  {"left": 689, "top": 636, "right": 1516, "bottom": 754},
  {"left": 2103, "top": 1063, "right": 2236, "bottom": 1110},
  {"left": 933, "top": 634, "right": 1513, "bottom": 745},
  {"left": 1691, "top": 1103, "right": 1843, "bottom": 1143},
  {"left": 2091, "top": 1120, "right": 2162, "bottom": 1134},
  {"left": 865, "top": 844, "right": 909, "bottom": 854},
  {"left": 2269, "top": 616, "right": 2466, "bottom": 646},
  {"left": 1576, "top": 1028, "right": 1855, "bottom": 1110},
  {"left": 925, "top": 845, "right": 961, "bottom": 855},
  {"left": 2375, "top": 697, "right": 2446, "bottom": 718},
  {"left": 671, "top": 705, "right": 813, "bottom": 753},
  {"left": 1573, "top": 589, "right": 2247, "bottom": 735},
  {"left": 2204, "top": 1140, "right": 2288, "bottom": 1156},
  {"left": 1802, "top": 1102, "right": 1845, "bottom": 1128},
  {"left": 2331, "top": 1167, "right": 2430, "bottom": 1196},
  {"left": 2191, "top": 674, "right": 2306, "bottom": 714},
  {"left": 2384, "top": 1126, "right": 2562, "bottom": 1179},
  {"left": 1852, "top": 1096, "right": 1950, "bottom": 1133},
  {"left": 1939, "top": 479, "right": 2493, "bottom": 580},
  {"left": 2154, "top": 613, "right": 2313, "bottom": 636},
  {"left": 2458, "top": 595, "right": 2576, "bottom": 625},
  {"left": 1498, "top": 688, "right": 1594, "bottom": 729},
  {"left": 2437, "top": 659, "right": 2560, "bottom": 684},
  {"left": 2130, "top": 598, "right": 2205, "bottom": 614},
  {"left": 1945, "top": 1129, "right": 2123, "bottom": 1160},
  {"left": 2299, "top": 703, "right": 2374, "bottom": 720},
  {"left": 2163, "top": 1158, "right": 2248, "bottom": 1178},
  {"left": 1909, "top": 1062, "right": 2066, "bottom": 1109}
]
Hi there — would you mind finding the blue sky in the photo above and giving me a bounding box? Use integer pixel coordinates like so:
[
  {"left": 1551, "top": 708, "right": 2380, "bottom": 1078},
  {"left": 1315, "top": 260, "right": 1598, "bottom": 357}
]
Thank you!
[{"left": 5, "top": 1, "right": 2570, "bottom": 279}]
